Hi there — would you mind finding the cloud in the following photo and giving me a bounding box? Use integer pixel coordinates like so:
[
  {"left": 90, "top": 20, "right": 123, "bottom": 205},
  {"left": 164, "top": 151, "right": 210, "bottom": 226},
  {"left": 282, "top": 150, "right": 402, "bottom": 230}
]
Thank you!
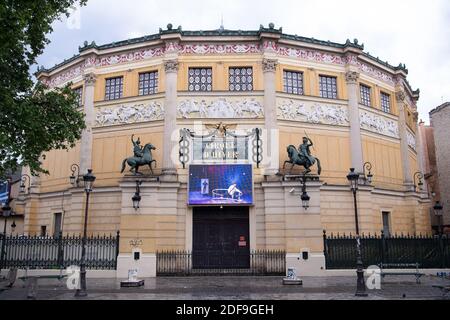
[{"left": 37, "top": 0, "right": 450, "bottom": 122}]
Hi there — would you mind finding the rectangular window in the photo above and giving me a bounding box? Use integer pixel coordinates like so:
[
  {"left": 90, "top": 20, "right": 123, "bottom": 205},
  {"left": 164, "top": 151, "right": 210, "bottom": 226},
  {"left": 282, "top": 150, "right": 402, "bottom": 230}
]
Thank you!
[
  {"left": 381, "top": 92, "right": 391, "bottom": 113},
  {"left": 188, "top": 67, "right": 212, "bottom": 92},
  {"left": 138, "top": 71, "right": 158, "bottom": 96},
  {"left": 319, "top": 75, "right": 337, "bottom": 99},
  {"left": 229, "top": 67, "right": 253, "bottom": 91},
  {"left": 53, "top": 212, "right": 62, "bottom": 237},
  {"left": 283, "top": 70, "right": 304, "bottom": 95},
  {"left": 382, "top": 211, "right": 391, "bottom": 237},
  {"left": 105, "top": 76, "right": 123, "bottom": 100},
  {"left": 40, "top": 225, "right": 47, "bottom": 237},
  {"left": 73, "top": 87, "right": 83, "bottom": 107},
  {"left": 360, "top": 84, "right": 371, "bottom": 106}
]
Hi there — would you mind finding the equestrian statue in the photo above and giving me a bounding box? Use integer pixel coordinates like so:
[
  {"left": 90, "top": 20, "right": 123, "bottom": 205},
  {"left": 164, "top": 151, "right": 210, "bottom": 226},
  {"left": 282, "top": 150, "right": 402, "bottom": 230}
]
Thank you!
[
  {"left": 121, "top": 134, "right": 157, "bottom": 175},
  {"left": 283, "top": 137, "right": 321, "bottom": 175}
]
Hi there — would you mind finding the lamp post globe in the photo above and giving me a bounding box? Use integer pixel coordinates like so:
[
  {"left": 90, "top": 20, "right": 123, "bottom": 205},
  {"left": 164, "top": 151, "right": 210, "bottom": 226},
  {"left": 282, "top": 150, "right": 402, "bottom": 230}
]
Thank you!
[
  {"left": 346, "top": 168, "right": 359, "bottom": 191},
  {"left": 132, "top": 193, "right": 141, "bottom": 210},
  {"left": 301, "top": 191, "right": 310, "bottom": 210},
  {"left": 83, "top": 169, "right": 96, "bottom": 193},
  {"left": 433, "top": 201, "right": 443, "bottom": 235}
]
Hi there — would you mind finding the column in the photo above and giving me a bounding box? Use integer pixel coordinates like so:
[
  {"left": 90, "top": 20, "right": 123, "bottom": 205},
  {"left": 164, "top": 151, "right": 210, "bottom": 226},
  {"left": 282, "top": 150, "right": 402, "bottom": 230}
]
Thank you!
[
  {"left": 262, "top": 58, "right": 279, "bottom": 176},
  {"left": 396, "top": 90, "right": 413, "bottom": 186},
  {"left": 345, "top": 71, "right": 364, "bottom": 173},
  {"left": 161, "top": 59, "right": 179, "bottom": 179},
  {"left": 79, "top": 73, "right": 96, "bottom": 175}
]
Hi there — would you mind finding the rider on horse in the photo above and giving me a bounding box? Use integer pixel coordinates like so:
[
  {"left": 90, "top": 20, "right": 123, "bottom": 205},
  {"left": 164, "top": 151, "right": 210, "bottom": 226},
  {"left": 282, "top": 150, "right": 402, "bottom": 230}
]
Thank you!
[
  {"left": 298, "top": 137, "right": 316, "bottom": 167},
  {"left": 132, "top": 134, "right": 144, "bottom": 158}
]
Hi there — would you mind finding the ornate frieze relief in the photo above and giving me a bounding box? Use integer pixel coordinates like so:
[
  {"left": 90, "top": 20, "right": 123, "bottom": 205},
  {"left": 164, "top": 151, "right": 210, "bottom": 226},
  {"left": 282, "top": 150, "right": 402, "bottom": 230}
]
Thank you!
[
  {"left": 359, "top": 110, "right": 399, "bottom": 138},
  {"left": 95, "top": 101, "right": 164, "bottom": 126},
  {"left": 177, "top": 98, "right": 264, "bottom": 119},
  {"left": 406, "top": 130, "right": 416, "bottom": 151},
  {"left": 277, "top": 99, "right": 349, "bottom": 126},
  {"left": 42, "top": 42, "right": 396, "bottom": 88},
  {"left": 178, "top": 43, "right": 261, "bottom": 55}
]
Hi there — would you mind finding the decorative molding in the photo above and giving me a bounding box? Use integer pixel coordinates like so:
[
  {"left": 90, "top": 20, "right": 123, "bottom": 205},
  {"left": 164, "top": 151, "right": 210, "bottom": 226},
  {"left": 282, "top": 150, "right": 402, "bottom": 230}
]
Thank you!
[
  {"left": 359, "top": 110, "right": 399, "bottom": 138},
  {"left": 42, "top": 42, "right": 397, "bottom": 88},
  {"left": 177, "top": 98, "right": 264, "bottom": 118},
  {"left": 262, "top": 58, "right": 278, "bottom": 73},
  {"left": 83, "top": 73, "right": 97, "bottom": 86},
  {"left": 277, "top": 99, "right": 349, "bottom": 126},
  {"left": 406, "top": 130, "right": 416, "bottom": 151},
  {"left": 164, "top": 59, "right": 179, "bottom": 73},
  {"left": 95, "top": 101, "right": 164, "bottom": 126},
  {"left": 178, "top": 43, "right": 261, "bottom": 55},
  {"left": 95, "top": 47, "right": 165, "bottom": 67},
  {"left": 395, "top": 91, "right": 406, "bottom": 103},
  {"left": 345, "top": 71, "right": 359, "bottom": 83}
]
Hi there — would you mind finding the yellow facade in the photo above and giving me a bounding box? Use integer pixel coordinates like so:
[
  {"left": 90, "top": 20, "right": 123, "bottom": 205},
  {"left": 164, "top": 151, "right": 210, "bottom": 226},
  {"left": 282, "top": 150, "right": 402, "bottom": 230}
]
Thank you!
[{"left": 16, "top": 26, "right": 431, "bottom": 276}]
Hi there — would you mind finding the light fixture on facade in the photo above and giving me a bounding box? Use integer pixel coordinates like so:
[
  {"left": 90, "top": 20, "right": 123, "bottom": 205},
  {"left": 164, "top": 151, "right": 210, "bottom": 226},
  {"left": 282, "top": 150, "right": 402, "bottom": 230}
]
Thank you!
[
  {"left": 70, "top": 164, "right": 80, "bottom": 187},
  {"left": 20, "top": 174, "right": 31, "bottom": 194},
  {"left": 363, "top": 162, "right": 373, "bottom": 185},
  {"left": 413, "top": 171, "right": 424, "bottom": 192},
  {"left": 132, "top": 180, "right": 142, "bottom": 211},
  {"left": 300, "top": 175, "right": 310, "bottom": 210},
  {"left": 300, "top": 190, "right": 310, "bottom": 210}
]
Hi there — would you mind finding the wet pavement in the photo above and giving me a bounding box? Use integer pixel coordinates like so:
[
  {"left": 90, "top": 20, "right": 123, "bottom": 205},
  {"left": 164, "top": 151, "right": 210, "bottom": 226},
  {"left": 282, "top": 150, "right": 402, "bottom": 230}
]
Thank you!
[{"left": 0, "top": 275, "right": 449, "bottom": 300}]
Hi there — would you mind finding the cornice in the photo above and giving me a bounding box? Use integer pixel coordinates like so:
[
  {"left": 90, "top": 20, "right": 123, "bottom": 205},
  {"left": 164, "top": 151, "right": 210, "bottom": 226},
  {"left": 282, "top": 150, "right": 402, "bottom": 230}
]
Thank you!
[{"left": 36, "top": 24, "right": 417, "bottom": 92}]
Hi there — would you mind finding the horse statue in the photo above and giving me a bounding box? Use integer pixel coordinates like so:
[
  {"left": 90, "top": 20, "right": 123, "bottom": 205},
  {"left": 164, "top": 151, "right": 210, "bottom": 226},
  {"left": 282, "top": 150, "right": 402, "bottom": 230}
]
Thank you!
[
  {"left": 120, "top": 143, "right": 157, "bottom": 175},
  {"left": 283, "top": 142, "right": 321, "bottom": 175}
]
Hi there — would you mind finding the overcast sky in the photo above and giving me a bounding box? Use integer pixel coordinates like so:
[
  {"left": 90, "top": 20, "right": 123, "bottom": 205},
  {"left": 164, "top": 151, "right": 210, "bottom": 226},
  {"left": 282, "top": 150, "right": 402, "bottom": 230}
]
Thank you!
[{"left": 36, "top": 0, "right": 450, "bottom": 122}]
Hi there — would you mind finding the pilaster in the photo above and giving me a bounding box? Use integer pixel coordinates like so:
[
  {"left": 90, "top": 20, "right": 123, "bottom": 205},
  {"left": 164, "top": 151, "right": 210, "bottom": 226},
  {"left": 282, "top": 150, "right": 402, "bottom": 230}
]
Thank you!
[
  {"left": 262, "top": 58, "right": 279, "bottom": 176},
  {"left": 79, "top": 73, "right": 96, "bottom": 175},
  {"left": 396, "top": 90, "right": 413, "bottom": 187},
  {"left": 161, "top": 59, "right": 179, "bottom": 181},
  {"left": 345, "top": 70, "right": 364, "bottom": 173}
]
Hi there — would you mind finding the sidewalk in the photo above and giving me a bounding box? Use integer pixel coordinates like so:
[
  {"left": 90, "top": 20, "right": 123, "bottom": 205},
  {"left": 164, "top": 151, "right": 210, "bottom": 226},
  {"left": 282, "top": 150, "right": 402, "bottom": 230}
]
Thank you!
[{"left": 1, "top": 275, "right": 449, "bottom": 300}]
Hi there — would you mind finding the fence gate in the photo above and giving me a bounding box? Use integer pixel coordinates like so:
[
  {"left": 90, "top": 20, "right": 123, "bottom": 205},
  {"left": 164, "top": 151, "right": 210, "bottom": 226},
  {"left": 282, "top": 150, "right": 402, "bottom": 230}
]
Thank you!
[{"left": 157, "top": 250, "right": 286, "bottom": 276}]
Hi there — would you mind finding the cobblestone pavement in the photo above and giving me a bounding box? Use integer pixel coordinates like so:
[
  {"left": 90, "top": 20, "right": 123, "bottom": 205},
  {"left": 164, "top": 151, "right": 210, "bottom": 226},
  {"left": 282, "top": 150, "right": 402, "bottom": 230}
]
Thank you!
[{"left": 0, "top": 275, "right": 449, "bottom": 300}]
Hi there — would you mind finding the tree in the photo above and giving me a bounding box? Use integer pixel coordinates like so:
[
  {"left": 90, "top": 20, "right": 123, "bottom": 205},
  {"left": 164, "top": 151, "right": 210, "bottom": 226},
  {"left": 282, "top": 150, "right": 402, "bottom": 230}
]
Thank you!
[{"left": 0, "top": 0, "right": 88, "bottom": 178}]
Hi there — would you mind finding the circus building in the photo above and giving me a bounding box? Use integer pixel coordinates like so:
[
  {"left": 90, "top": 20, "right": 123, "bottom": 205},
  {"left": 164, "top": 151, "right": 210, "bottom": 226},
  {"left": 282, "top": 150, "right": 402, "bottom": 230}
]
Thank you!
[{"left": 14, "top": 23, "right": 431, "bottom": 277}]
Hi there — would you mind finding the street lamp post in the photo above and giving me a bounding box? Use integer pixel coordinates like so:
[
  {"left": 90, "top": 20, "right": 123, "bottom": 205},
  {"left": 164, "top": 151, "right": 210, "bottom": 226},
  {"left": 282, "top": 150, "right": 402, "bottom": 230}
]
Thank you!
[
  {"left": 433, "top": 201, "right": 443, "bottom": 235},
  {"left": 1, "top": 205, "right": 12, "bottom": 272},
  {"left": 346, "top": 168, "right": 368, "bottom": 297},
  {"left": 75, "top": 169, "right": 96, "bottom": 298}
]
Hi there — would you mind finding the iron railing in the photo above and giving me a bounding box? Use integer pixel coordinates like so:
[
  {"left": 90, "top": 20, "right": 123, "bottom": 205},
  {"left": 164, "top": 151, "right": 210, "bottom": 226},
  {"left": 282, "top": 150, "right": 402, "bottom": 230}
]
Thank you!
[
  {"left": 156, "top": 250, "right": 286, "bottom": 276},
  {"left": 0, "top": 231, "right": 120, "bottom": 270},
  {"left": 323, "top": 230, "right": 450, "bottom": 269}
]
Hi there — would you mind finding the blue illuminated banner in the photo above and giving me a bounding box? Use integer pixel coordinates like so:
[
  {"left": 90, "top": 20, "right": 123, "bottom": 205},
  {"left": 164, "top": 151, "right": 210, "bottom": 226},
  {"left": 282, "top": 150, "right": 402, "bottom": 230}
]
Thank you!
[{"left": 188, "top": 164, "right": 253, "bottom": 206}]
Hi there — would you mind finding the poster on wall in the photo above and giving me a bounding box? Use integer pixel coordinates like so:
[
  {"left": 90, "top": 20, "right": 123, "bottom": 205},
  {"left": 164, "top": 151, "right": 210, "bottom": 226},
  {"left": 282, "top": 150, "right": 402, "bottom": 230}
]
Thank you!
[{"left": 188, "top": 164, "right": 253, "bottom": 206}]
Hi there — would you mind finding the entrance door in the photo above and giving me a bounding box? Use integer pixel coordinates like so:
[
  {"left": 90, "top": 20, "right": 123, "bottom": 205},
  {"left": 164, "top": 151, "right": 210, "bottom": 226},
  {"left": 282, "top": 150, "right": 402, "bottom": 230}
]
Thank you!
[{"left": 193, "top": 206, "right": 250, "bottom": 269}]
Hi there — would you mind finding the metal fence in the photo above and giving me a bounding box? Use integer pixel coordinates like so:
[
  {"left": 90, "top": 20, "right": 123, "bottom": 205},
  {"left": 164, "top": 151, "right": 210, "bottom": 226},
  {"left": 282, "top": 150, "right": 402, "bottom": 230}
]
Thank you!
[
  {"left": 0, "top": 232, "right": 120, "bottom": 270},
  {"left": 323, "top": 230, "right": 450, "bottom": 269},
  {"left": 156, "top": 250, "right": 286, "bottom": 276}
]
